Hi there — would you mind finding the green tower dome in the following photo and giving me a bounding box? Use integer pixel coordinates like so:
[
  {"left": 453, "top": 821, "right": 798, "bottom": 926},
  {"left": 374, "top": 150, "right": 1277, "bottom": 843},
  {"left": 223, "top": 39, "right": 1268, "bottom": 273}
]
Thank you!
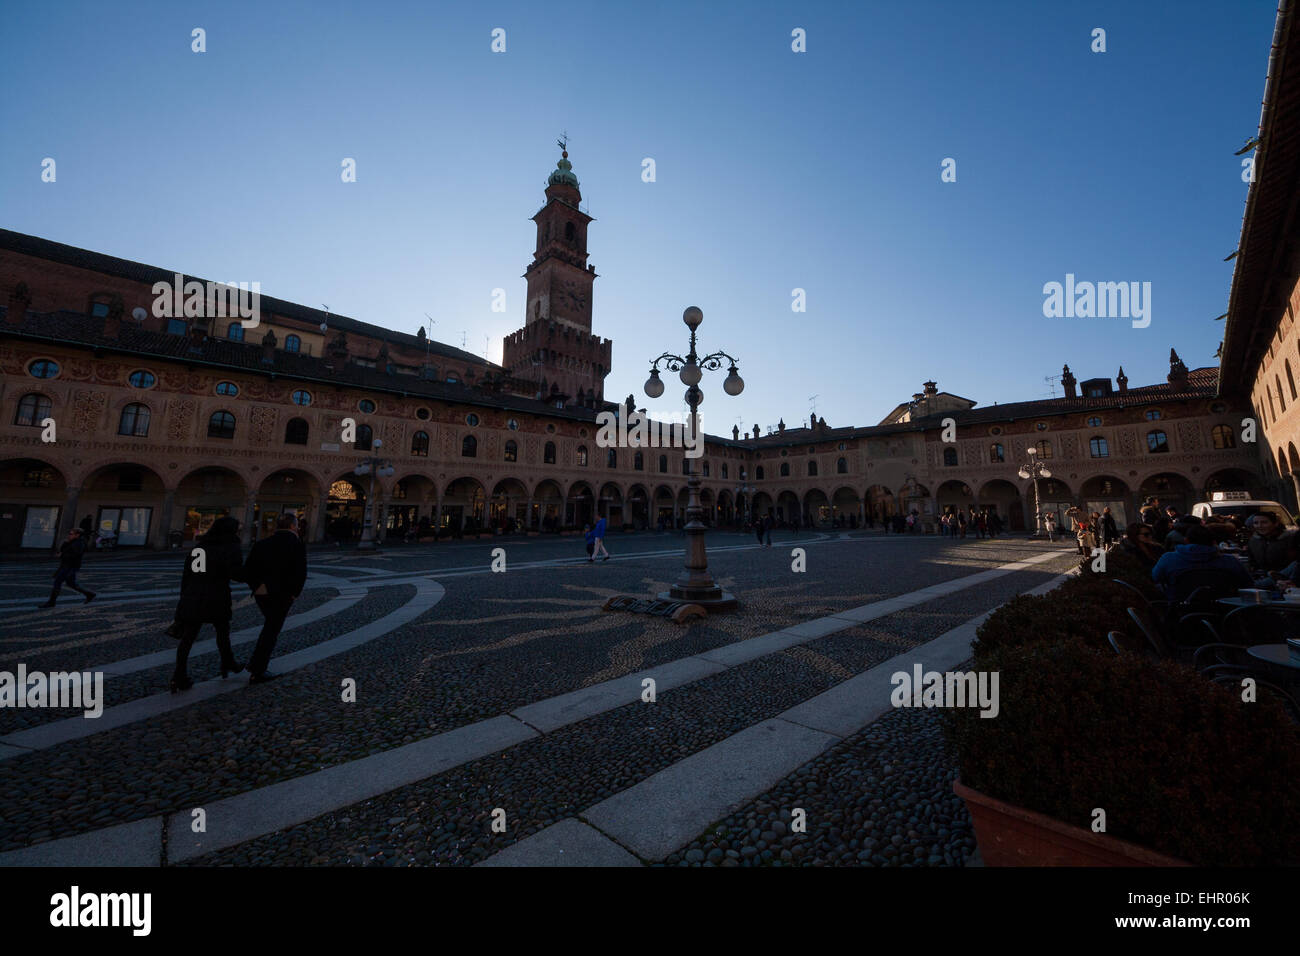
[{"left": 548, "top": 150, "right": 579, "bottom": 188}]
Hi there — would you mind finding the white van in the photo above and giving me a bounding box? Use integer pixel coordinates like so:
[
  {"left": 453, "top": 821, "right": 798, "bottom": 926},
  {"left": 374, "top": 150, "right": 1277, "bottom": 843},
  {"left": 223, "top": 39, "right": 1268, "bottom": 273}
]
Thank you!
[{"left": 1190, "top": 491, "right": 1296, "bottom": 528}]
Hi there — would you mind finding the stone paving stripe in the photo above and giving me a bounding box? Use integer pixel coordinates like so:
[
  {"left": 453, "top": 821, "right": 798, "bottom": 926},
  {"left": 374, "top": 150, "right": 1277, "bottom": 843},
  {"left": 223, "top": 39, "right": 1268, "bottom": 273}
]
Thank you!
[
  {"left": 475, "top": 818, "right": 641, "bottom": 867},
  {"left": 581, "top": 718, "right": 840, "bottom": 861},
  {"left": 776, "top": 614, "right": 993, "bottom": 738},
  {"left": 94, "top": 585, "right": 367, "bottom": 678},
  {"left": 0, "top": 816, "right": 161, "bottom": 867},
  {"left": 167, "top": 714, "right": 536, "bottom": 862},
  {"left": 0, "top": 581, "right": 445, "bottom": 759},
  {"left": 695, "top": 628, "right": 815, "bottom": 667},
  {"left": 478, "top": 568, "right": 1076, "bottom": 866},
  {"left": 509, "top": 656, "right": 727, "bottom": 734}
]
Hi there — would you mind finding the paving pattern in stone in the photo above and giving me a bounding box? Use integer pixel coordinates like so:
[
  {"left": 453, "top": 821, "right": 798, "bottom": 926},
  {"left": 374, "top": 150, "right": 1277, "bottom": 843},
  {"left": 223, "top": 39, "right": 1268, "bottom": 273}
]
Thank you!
[{"left": 0, "top": 531, "right": 1074, "bottom": 863}]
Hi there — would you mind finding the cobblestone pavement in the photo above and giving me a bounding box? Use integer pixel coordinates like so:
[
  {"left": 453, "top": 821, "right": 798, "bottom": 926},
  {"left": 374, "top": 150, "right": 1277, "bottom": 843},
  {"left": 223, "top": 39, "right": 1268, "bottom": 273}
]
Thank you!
[{"left": 0, "top": 530, "right": 1076, "bottom": 861}]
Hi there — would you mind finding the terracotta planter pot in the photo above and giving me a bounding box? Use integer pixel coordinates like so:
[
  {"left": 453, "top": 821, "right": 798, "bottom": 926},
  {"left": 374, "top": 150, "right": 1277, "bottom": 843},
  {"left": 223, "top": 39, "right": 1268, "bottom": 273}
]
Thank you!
[{"left": 953, "top": 779, "right": 1189, "bottom": 867}]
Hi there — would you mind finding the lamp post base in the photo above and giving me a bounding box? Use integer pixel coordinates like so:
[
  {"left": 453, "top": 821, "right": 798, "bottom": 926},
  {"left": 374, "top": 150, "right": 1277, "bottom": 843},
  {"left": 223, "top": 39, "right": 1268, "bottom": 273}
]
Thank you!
[{"left": 657, "top": 587, "right": 737, "bottom": 611}]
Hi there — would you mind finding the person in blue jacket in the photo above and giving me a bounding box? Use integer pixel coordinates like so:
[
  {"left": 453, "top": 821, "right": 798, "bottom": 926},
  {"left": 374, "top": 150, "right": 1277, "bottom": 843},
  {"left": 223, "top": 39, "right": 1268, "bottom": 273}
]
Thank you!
[
  {"left": 591, "top": 516, "right": 610, "bottom": 561},
  {"left": 1151, "top": 523, "right": 1253, "bottom": 601}
]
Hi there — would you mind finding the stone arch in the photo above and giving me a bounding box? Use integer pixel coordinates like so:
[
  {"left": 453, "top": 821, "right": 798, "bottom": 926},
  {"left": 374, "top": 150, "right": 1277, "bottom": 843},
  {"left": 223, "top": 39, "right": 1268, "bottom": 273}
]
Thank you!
[
  {"left": 977, "top": 478, "right": 1025, "bottom": 532},
  {"left": 489, "top": 477, "right": 528, "bottom": 531},
  {"left": 257, "top": 468, "right": 325, "bottom": 542},
  {"left": 831, "top": 485, "right": 860, "bottom": 525},
  {"left": 776, "top": 489, "right": 800, "bottom": 525},
  {"left": 442, "top": 476, "right": 487, "bottom": 533},
  {"left": 568, "top": 480, "right": 596, "bottom": 528},
  {"left": 803, "top": 488, "right": 831, "bottom": 526},
  {"left": 531, "top": 478, "right": 564, "bottom": 531},
  {"left": 865, "top": 484, "right": 895, "bottom": 523},
  {"left": 1135, "top": 470, "right": 1196, "bottom": 516},
  {"left": 626, "top": 483, "right": 651, "bottom": 529},
  {"left": 0, "top": 457, "right": 68, "bottom": 549},
  {"left": 174, "top": 465, "right": 250, "bottom": 544},
  {"left": 653, "top": 484, "right": 676, "bottom": 528},
  {"left": 936, "top": 479, "right": 975, "bottom": 516},
  {"left": 599, "top": 481, "right": 625, "bottom": 525}
]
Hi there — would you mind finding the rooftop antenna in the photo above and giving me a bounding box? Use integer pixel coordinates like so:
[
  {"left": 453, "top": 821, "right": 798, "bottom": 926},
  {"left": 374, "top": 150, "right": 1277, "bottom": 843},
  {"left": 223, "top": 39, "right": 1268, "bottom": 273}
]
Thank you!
[
  {"left": 484, "top": 333, "right": 491, "bottom": 360},
  {"left": 809, "top": 394, "right": 819, "bottom": 417},
  {"left": 1043, "top": 374, "right": 1061, "bottom": 398},
  {"left": 459, "top": 330, "right": 467, "bottom": 349},
  {"left": 320, "top": 304, "right": 330, "bottom": 333}
]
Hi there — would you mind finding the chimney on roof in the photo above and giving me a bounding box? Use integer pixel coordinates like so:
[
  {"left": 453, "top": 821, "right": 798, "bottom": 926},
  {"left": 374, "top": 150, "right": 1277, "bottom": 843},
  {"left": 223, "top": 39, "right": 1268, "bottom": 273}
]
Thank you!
[
  {"left": 752, "top": 424, "right": 760, "bottom": 439},
  {"left": 1062, "top": 364, "right": 1077, "bottom": 399},
  {"left": 810, "top": 412, "right": 817, "bottom": 429},
  {"left": 186, "top": 318, "right": 208, "bottom": 354},
  {"left": 261, "top": 328, "right": 278, "bottom": 365},
  {"left": 1117, "top": 366, "right": 1128, "bottom": 394},
  {"left": 818, "top": 416, "right": 827, "bottom": 431},
  {"left": 6, "top": 282, "right": 31, "bottom": 326},
  {"left": 103, "top": 295, "right": 124, "bottom": 338},
  {"left": 778, "top": 418, "right": 785, "bottom": 434},
  {"left": 1167, "top": 349, "right": 1189, "bottom": 389},
  {"left": 923, "top": 380, "right": 938, "bottom": 397}
]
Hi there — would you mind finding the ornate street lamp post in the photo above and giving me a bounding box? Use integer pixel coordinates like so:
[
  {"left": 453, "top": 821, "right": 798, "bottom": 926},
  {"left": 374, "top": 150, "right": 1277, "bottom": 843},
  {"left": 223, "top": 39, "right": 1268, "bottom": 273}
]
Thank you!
[
  {"left": 1017, "top": 446, "right": 1052, "bottom": 538},
  {"left": 645, "top": 306, "right": 744, "bottom": 611},
  {"left": 355, "top": 438, "right": 396, "bottom": 551}
]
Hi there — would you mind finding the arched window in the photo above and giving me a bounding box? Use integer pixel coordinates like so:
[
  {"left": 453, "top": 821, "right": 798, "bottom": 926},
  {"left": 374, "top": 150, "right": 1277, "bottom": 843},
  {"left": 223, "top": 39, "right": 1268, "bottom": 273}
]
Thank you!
[
  {"left": 1147, "top": 429, "right": 1169, "bottom": 453},
  {"left": 128, "top": 370, "right": 156, "bottom": 388},
  {"left": 565, "top": 222, "right": 575, "bottom": 242},
  {"left": 1145, "top": 409, "right": 1161, "bottom": 421},
  {"left": 504, "top": 440, "right": 518, "bottom": 462},
  {"left": 1268, "top": 384, "right": 1277, "bottom": 420},
  {"left": 1035, "top": 439, "right": 1053, "bottom": 459},
  {"left": 606, "top": 448, "right": 617, "bottom": 468},
  {"left": 577, "top": 445, "right": 588, "bottom": 466},
  {"left": 411, "top": 430, "right": 429, "bottom": 457},
  {"left": 1277, "top": 376, "right": 1287, "bottom": 412},
  {"left": 703, "top": 462, "right": 710, "bottom": 477},
  {"left": 943, "top": 448, "right": 958, "bottom": 467},
  {"left": 681, "top": 458, "right": 690, "bottom": 475},
  {"left": 1288, "top": 360, "right": 1298, "bottom": 401},
  {"left": 544, "top": 441, "right": 556, "bottom": 464},
  {"left": 15, "top": 393, "right": 51, "bottom": 426},
  {"left": 284, "top": 334, "right": 301, "bottom": 353},
  {"left": 216, "top": 381, "right": 238, "bottom": 396},
  {"left": 1211, "top": 424, "right": 1236, "bottom": 449},
  {"left": 780, "top": 462, "right": 790, "bottom": 477},
  {"left": 837, "top": 457, "right": 848, "bottom": 474},
  {"left": 291, "top": 389, "right": 312, "bottom": 406},
  {"left": 208, "top": 410, "right": 236, "bottom": 439},
  {"left": 117, "top": 402, "right": 150, "bottom": 437},
  {"left": 285, "top": 417, "right": 309, "bottom": 445},
  {"left": 989, "top": 443, "right": 1005, "bottom": 463},
  {"left": 659, "top": 454, "right": 668, "bottom": 473},
  {"left": 808, "top": 460, "right": 819, "bottom": 476},
  {"left": 1089, "top": 436, "right": 1109, "bottom": 458},
  {"left": 721, "top": 464, "right": 728, "bottom": 479},
  {"left": 356, "top": 424, "right": 373, "bottom": 451},
  {"left": 461, "top": 434, "right": 477, "bottom": 457},
  {"left": 227, "top": 323, "right": 244, "bottom": 342},
  {"left": 756, "top": 466, "right": 765, "bottom": 480},
  {"left": 634, "top": 451, "right": 644, "bottom": 471}
]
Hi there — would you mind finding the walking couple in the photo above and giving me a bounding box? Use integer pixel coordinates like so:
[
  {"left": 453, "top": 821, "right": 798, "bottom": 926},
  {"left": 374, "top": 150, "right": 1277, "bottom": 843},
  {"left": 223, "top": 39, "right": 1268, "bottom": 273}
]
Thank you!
[
  {"left": 754, "top": 511, "right": 773, "bottom": 547},
  {"left": 168, "top": 513, "right": 308, "bottom": 692}
]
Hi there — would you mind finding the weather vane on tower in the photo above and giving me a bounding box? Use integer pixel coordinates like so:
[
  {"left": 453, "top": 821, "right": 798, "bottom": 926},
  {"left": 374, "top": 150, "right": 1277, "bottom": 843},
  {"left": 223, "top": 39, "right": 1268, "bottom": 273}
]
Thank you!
[{"left": 557, "top": 131, "right": 569, "bottom": 153}]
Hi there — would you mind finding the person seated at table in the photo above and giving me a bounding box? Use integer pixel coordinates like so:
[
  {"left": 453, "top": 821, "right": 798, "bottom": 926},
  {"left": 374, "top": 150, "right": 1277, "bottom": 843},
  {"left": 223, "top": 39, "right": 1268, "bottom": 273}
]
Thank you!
[
  {"left": 1119, "top": 522, "right": 1163, "bottom": 568},
  {"left": 1247, "top": 511, "right": 1296, "bottom": 574},
  {"left": 1152, "top": 524, "right": 1253, "bottom": 601},
  {"left": 1162, "top": 514, "right": 1202, "bottom": 551}
]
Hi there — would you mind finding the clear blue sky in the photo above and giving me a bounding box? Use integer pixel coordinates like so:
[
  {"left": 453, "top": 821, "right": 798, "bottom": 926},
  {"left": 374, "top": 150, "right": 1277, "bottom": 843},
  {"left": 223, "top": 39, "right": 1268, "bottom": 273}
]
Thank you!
[{"left": 0, "top": 0, "right": 1277, "bottom": 433}]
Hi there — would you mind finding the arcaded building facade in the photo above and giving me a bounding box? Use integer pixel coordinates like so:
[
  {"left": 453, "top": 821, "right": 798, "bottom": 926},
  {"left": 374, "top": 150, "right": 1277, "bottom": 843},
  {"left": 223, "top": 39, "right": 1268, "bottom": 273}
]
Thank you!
[{"left": 0, "top": 151, "right": 1267, "bottom": 550}]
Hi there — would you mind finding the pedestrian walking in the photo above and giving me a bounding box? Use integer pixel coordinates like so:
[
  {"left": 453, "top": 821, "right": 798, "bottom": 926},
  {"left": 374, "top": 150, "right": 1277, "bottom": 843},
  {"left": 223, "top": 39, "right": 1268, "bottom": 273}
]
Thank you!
[
  {"left": 38, "top": 528, "right": 96, "bottom": 608},
  {"left": 763, "top": 511, "right": 774, "bottom": 547},
  {"left": 1100, "top": 507, "right": 1119, "bottom": 546},
  {"left": 591, "top": 516, "right": 611, "bottom": 561},
  {"left": 169, "top": 516, "right": 244, "bottom": 692},
  {"left": 584, "top": 523, "right": 596, "bottom": 561},
  {"left": 242, "top": 513, "right": 308, "bottom": 684}
]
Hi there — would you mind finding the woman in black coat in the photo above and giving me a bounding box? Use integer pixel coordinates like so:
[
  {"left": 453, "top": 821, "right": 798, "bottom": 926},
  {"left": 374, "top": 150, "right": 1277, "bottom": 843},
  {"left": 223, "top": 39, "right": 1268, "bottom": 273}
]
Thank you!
[{"left": 170, "top": 516, "right": 246, "bottom": 692}]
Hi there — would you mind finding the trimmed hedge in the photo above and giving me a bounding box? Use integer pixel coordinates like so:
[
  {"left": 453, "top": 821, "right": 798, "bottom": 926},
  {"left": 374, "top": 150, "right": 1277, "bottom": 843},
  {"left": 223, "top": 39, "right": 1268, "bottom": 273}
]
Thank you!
[{"left": 944, "top": 640, "right": 1300, "bottom": 865}]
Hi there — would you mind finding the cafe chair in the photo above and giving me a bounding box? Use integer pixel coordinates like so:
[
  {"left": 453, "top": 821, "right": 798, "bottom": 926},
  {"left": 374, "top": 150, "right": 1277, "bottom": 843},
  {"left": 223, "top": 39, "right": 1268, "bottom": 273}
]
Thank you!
[
  {"left": 1125, "top": 606, "right": 1174, "bottom": 658},
  {"left": 1107, "top": 630, "right": 1157, "bottom": 658}
]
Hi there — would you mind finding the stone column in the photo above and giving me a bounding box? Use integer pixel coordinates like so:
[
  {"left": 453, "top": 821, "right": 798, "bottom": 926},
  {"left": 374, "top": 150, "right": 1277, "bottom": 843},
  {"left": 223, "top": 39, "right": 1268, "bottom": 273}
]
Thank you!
[
  {"left": 241, "top": 493, "right": 257, "bottom": 547},
  {"left": 57, "top": 486, "right": 81, "bottom": 546},
  {"left": 526, "top": 495, "right": 535, "bottom": 530},
  {"left": 153, "top": 489, "right": 176, "bottom": 550},
  {"left": 312, "top": 496, "right": 328, "bottom": 544},
  {"left": 434, "top": 496, "right": 443, "bottom": 535}
]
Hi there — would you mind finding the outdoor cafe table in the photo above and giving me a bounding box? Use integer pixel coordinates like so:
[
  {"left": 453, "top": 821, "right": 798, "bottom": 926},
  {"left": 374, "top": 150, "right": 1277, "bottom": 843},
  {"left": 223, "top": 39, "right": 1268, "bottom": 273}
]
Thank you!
[
  {"left": 1215, "top": 596, "right": 1300, "bottom": 611},
  {"left": 1246, "top": 643, "right": 1300, "bottom": 670}
]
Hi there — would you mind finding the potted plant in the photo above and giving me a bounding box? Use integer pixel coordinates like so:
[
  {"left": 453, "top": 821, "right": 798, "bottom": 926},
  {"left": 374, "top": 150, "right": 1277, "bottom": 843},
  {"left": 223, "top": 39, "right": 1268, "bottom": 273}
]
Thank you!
[{"left": 944, "top": 639, "right": 1300, "bottom": 866}]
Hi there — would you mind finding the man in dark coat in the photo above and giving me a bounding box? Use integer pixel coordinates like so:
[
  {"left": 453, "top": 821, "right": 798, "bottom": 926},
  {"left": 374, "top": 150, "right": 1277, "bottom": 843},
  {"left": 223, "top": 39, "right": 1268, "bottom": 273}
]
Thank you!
[
  {"left": 38, "top": 528, "right": 95, "bottom": 608},
  {"left": 242, "top": 513, "right": 308, "bottom": 683},
  {"left": 171, "top": 517, "right": 244, "bottom": 690}
]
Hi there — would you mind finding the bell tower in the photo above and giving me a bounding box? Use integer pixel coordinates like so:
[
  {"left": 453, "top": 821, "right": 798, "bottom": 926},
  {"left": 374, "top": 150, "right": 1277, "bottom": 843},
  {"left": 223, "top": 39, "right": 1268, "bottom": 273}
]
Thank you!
[{"left": 502, "top": 141, "right": 612, "bottom": 406}]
